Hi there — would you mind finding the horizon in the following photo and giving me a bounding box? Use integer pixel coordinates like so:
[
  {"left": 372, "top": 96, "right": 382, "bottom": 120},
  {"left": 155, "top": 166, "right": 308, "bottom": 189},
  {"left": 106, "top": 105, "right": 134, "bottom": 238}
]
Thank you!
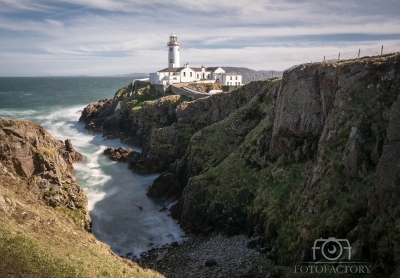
[{"left": 1, "top": 0, "right": 400, "bottom": 76}]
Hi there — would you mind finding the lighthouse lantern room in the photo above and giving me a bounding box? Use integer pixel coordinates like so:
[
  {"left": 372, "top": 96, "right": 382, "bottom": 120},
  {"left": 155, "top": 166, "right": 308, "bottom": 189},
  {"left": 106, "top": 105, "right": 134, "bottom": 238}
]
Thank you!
[{"left": 167, "top": 33, "right": 180, "bottom": 68}]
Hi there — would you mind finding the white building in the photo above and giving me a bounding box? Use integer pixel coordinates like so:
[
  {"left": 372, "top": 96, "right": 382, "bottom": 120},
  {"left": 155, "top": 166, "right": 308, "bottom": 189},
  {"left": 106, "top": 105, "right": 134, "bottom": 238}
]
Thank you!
[
  {"left": 220, "top": 73, "right": 243, "bottom": 86},
  {"left": 149, "top": 33, "right": 242, "bottom": 86},
  {"left": 167, "top": 33, "right": 180, "bottom": 68}
]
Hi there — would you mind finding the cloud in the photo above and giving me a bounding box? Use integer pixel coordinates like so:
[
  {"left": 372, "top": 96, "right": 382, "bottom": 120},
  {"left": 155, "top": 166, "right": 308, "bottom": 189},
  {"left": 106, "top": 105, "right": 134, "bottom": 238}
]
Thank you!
[{"left": 0, "top": 0, "right": 399, "bottom": 76}]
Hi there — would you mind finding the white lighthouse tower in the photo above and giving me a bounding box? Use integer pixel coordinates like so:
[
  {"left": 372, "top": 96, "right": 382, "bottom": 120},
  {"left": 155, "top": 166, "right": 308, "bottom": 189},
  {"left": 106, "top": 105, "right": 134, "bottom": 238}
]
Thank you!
[{"left": 167, "top": 33, "right": 180, "bottom": 68}]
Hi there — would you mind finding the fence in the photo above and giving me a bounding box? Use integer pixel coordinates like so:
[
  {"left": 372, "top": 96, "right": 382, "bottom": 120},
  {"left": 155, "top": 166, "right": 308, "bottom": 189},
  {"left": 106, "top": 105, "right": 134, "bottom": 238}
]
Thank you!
[
  {"left": 315, "top": 43, "right": 400, "bottom": 63},
  {"left": 244, "top": 43, "right": 400, "bottom": 84}
]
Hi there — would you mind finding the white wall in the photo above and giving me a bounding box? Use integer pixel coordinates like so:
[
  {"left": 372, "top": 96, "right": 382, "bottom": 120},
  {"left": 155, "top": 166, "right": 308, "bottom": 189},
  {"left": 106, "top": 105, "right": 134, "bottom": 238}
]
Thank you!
[
  {"left": 168, "top": 45, "right": 180, "bottom": 68},
  {"left": 194, "top": 70, "right": 211, "bottom": 81},
  {"left": 149, "top": 72, "right": 160, "bottom": 84},
  {"left": 222, "top": 74, "right": 243, "bottom": 85},
  {"left": 180, "top": 67, "right": 196, "bottom": 83},
  {"left": 210, "top": 68, "right": 225, "bottom": 81}
]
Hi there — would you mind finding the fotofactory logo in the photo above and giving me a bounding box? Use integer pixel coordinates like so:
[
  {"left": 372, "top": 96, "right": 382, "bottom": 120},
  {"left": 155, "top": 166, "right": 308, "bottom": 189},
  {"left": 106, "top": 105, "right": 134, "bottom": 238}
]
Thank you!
[{"left": 294, "top": 237, "right": 372, "bottom": 275}]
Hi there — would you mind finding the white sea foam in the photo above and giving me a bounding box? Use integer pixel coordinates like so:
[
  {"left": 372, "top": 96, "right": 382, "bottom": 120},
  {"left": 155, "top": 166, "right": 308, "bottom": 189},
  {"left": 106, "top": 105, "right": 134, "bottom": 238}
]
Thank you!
[
  {"left": 2, "top": 103, "right": 186, "bottom": 258},
  {"left": 0, "top": 109, "right": 38, "bottom": 118}
]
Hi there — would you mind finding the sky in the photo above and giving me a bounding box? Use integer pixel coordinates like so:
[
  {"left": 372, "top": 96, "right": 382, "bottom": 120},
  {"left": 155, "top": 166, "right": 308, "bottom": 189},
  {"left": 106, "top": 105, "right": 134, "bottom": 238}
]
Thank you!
[{"left": 1, "top": 0, "right": 400, "bottom": 76}]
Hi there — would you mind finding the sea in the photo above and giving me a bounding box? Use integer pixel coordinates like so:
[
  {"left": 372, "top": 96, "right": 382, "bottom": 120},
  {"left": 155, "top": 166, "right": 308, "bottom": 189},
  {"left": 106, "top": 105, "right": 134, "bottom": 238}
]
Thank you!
[{"left": 0, "top": 77, "right": 185, "bottom": 258}]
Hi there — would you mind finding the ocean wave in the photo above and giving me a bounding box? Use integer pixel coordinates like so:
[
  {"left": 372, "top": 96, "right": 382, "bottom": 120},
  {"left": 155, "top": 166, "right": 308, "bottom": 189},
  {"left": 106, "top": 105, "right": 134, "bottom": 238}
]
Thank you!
[{"left": 1, "top": 104, "right": 186, "bottom": 257}]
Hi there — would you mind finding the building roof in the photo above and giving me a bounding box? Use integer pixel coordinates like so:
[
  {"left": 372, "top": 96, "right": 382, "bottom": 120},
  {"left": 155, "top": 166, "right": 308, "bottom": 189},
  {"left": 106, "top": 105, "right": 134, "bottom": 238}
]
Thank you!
[
  {"left": 206, "top": 67, "right": 222, "bottom": 72},
  {"left": 158, "top": 66, "right": 226, "bottom": 73},
  {"left": 158, "top": 67, "right": 185, "bottom": 72}
]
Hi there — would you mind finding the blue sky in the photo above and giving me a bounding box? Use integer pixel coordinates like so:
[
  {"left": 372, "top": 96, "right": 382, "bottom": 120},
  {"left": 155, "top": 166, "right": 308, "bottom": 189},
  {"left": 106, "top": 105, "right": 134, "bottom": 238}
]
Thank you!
[{"left": 1, "top": 0, "right": 400, "bottom": 76}]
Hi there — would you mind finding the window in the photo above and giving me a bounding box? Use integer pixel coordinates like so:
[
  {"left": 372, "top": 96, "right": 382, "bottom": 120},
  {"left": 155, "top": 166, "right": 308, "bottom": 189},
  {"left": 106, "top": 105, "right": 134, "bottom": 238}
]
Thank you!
[
  {"left": 190, "top": 72, "right": 192, "bottom": 77},
  {"left": 170, "top": 59, "right": 173, "bottom": 63},
  {"left": 197, "top": 74, "right": 199, "bottom": 78},
  {"left": 170, "top": 48, "right": 172, "bottom": 51},
  {"left": 230, "top": 76, "right": 232, "bottom": 80},
  {"left": 183, "top": 72, "right": 186, "bottom": 77},
  {"left": 235, "top": 76, "right": 238, "bottom": 80},
  {"left": 238, "top": 82, "right": 240, "bottom": 85}
]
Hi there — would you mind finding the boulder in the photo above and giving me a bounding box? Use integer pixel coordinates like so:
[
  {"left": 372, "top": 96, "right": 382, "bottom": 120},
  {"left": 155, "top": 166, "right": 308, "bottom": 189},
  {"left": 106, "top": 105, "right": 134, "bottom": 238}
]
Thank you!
[
  {"left": 147, "top": 173, "right": 182, "bottom": 198},
  {"left": 103, "top": 146, "right": 133, "bottom": 162}
]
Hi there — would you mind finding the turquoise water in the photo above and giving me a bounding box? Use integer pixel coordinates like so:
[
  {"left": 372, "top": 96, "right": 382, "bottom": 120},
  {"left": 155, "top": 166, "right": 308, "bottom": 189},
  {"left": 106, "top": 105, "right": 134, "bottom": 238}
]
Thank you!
[{"left": 0, "top": 77, "right": 185, "bottom": 258}]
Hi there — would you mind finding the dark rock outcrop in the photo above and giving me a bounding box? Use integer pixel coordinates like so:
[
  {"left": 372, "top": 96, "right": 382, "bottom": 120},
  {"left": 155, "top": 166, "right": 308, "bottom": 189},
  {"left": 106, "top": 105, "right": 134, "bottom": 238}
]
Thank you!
[
  {"left": 146, "top": 172, "right": 182, "bottom": 199},
  {"left": 81, "top": 52, "right": 400, "bottom": 276},
  {"left": 103, "top": 146, "right": 133, "bottom": 162},
  {"left": 368, "top": 94, "right": 400, "bottom": 215},
  {"left": 169, "top": 53, "right": 400, "bottom": 275},
  {"left": 79, "top": 98, "right": 115, "bottom": 132}
]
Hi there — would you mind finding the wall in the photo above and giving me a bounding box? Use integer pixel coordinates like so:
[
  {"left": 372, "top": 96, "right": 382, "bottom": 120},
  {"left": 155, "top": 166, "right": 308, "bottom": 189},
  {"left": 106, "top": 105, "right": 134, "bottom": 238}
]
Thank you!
[
  {"left": 222, "top": 85, "right": 241, "bottom": 92},
  {"left": 180, "top": 67, "right": 196, "bottom": 83},
  {"left": 168, "top": 45, "right": 180, "bottom": 68},
  {"left": 149, "top": 72, "right": 159, "bottom": 84},
  {"left": 152, "top": 84, "right": 169, "bottom": 95},
  {"left": 170, "top": 85, "right": 209, "bottom": 100},
  {"left": 222, "top": 74, "right": 242, "bottom": 85}
]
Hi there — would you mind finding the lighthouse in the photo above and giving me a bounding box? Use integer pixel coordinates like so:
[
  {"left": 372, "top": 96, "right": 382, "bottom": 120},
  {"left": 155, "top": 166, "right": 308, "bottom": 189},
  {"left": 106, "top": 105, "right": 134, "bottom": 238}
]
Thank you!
[{"left": 167, "top": 33, "right": 180, "bottom": 68}]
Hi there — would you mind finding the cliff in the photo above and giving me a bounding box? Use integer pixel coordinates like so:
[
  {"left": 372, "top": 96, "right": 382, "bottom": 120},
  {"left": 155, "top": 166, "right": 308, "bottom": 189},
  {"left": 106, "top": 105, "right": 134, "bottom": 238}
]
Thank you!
[
  {"left": 81, "top": 52, "right": 400, "bottom": 277},
  {"left": 0, "top": 118, "right": 162, "bottom": 277}
]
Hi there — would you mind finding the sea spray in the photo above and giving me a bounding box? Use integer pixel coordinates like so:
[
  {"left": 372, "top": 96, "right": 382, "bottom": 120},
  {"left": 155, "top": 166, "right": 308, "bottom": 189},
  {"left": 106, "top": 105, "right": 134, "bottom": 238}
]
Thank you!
[{"left": 0, "top": 77, "right": 185, "bottom": 258}]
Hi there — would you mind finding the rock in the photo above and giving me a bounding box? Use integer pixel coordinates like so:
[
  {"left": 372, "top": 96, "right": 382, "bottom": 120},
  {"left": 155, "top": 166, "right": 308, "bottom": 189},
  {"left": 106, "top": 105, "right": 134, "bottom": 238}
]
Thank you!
[
  {"left": 79, "top": 98, "right": 115, "bottom": 132},
  {"left": 134, "top": 203, "right": 143, "bottom": 210},
  {"left": 341, "top": 126, "right": 367, "bottom": 178},
  {"left": 0, "top": 118, "right": 91, "bottom": 230},
  {"left": 147, "top": 173, "right": 182, "bottom": 198},
  {"left": 103, "top": 146, "right": 133, "bottom": 162},
  {"left": 0, "top": 194, "right": 12, "bottom": 214},
  {"left": 138, "top": 235, "right": 275, "bottom": 277},
  {"left": 368, "top": 95, "right": 400, "bottom": 216},
  {"left": 271, "top": 168, "right": 283, "bottom": 179},
  {"left": 156, "top": 250, "right": 168, "bottom": 261},
  {"left": 64, "top": 139, "right": 83, "bottom": 163},
  {"left": 204, "top": 258, "right": 217, "bottom": 267}
]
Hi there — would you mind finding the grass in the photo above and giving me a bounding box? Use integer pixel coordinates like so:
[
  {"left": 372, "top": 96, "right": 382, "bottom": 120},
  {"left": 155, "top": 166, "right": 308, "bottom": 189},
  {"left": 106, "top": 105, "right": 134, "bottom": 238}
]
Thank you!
[
  {"left": 37, "top": 146, "right": 54, "bottom": 157},
  {"left": 0, "top": 166, "right": 163, "bottom": 278},
  {"left": 126, "top": 94, "right": 161, "bottom": 109},
  {"left": 177, "top": 55, "right": 400, "bottom": 276}
]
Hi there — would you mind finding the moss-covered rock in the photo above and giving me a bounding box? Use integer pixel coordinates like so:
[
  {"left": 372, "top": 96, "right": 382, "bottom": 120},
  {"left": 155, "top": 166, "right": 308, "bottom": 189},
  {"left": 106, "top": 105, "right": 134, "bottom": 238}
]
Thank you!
[{"left": 171, "top": 53, "right": 400, "bottom": 277}]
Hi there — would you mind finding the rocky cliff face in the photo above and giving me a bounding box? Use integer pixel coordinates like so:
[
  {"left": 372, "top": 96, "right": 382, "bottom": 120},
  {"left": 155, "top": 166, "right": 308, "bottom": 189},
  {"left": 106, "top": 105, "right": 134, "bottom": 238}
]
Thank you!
[
  {"left": 171, "top": 53, "right": 400, "bottom": 276},
  {"left": 81, "top": 52, "right": 400, "bottom": 277},
  {"left": 0, "top": 118, "right": 90, "bottom": 230},
  {"left": 80, "top": 79, "right": 272, "bottom": 174}
]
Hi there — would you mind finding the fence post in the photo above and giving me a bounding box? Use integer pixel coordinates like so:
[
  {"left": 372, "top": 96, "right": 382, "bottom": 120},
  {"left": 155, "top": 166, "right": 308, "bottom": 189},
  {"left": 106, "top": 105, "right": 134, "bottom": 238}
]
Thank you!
[
  {"left": 381, "top": 45, "right": 383, "bottom": 55},
  {"left": 338, "top": 52, "right": 340, "bottom": 61},
  {"left": 358, "top": 49, "right": 360, "bottom": 58}
]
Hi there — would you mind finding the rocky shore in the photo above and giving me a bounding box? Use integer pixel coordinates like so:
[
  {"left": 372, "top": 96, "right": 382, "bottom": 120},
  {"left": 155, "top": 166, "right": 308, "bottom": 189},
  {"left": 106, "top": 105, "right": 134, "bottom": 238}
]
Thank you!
[
  {"left": 80, "top": 53, "right": 400, "bottom": 277},
  {"left": 137, "top": 235, "right": 274, "bottom": 278}
]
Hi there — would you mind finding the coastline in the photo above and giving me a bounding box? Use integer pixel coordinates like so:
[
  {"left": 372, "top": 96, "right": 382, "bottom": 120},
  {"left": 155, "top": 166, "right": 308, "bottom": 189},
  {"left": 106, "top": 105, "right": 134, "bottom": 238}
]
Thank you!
[{"left": 137, "top": 234, "right": 274, "bottom": 278}]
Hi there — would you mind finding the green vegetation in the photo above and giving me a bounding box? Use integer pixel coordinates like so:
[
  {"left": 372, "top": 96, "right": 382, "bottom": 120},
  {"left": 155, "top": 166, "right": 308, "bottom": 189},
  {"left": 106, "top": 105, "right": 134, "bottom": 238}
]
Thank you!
[
  {"left": 178, "top": 55, "right": 400, "bottom": 276},
  {"left": 0, "top": 167, "right": 163, "bottom": 278},
  {"left": 114, "top": 83, "right": 132, "bottom": 98},
  {"left": 125, "top": 94, "right": 161, "bottom": 109}
]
